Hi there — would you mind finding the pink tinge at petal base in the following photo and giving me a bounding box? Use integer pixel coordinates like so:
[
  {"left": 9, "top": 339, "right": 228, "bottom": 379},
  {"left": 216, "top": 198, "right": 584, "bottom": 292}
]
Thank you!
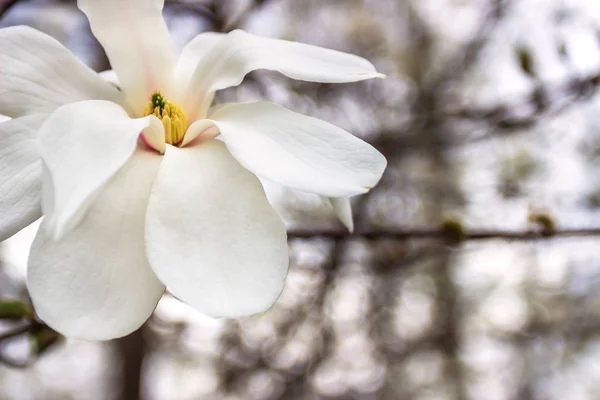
[{"left": 181, "top": 119, "right": 221, "bottom": 147}]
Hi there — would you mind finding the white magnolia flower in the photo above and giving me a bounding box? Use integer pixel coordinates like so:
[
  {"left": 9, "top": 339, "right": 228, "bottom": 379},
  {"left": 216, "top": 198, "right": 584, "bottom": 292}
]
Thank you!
[{"left": 0, "top": 0, "right": 386, "bottom": 340}]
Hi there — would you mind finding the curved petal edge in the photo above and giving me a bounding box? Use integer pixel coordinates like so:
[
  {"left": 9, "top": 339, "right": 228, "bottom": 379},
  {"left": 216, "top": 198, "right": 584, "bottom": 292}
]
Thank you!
[{"left": 210, "top": 102, "right": 387, "bottom": 198}]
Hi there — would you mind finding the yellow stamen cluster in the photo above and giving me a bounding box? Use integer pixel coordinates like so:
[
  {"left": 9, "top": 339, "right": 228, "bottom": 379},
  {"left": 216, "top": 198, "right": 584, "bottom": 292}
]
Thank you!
[{"left": 144, "top": 92, "right": 187, "bottom": 145}]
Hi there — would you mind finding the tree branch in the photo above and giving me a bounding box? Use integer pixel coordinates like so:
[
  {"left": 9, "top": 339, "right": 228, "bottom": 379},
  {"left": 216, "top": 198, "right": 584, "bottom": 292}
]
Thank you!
[
  {"left": 288, "top": 227, "right": 600, "bottom": 241},
  {"left": 446, "top": 72, "right": 600, "bottom": 132},
  {"left": 0, "top": 322, "right": 32, "bottom": 343},
  {"left": 0, "top": 0, "right": 20, "bottom": 19},
  {"left": 223, "top": 0, "right": 275, "bottom": 32}
]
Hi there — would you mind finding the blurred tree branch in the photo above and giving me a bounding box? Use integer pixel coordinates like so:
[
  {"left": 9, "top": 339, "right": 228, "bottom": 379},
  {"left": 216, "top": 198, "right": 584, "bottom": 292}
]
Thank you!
[
  {"left": 446, "top": 71, "right": 600, "bottom": 132},
  {"left": 0, "top": 317, "right": 60, "bottom": 368},
  {"left": 0, "top": 321, "right": 32, "bottom": 343},
  {"left": 288, "top": 226, "right": 600, "bottom": 241},
  {"left": 222, "top": 0, "right": 275, "bottom": 32},
  {"left": 165, "top": 0, "right": 277, "bottom": 32},
  {"left": 0, "top": 0, "right": 20, "bottom": 17},
  {"left": 115, "top": 327, "right": 147, "bottom": 400}
]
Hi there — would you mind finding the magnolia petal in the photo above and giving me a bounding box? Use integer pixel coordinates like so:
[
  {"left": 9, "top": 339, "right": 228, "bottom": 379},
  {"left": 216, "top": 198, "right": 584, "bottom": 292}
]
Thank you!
[
  {"left": 0, "top": 26, "right": 123, "bottom": 118},
  {"left": 327, "top": 197, "right": 354, "bottom": 232},
  {"left": 78, "top": 0, "right": 175, "bottom": 112},
  {"left": 0, "top": 115, "right": 47, "bottom": 241},
  {"left": 209, "top": 102, "right": 387, "bottom": 197},
  {"left": 181, "top": 118, "right": 220, "bottom": 147},
  {"left": 141, "top": 116, "right": 167, "bottom": 154},
  {"left": 182, "top": 30, "right": 385, "bottom": 118},
  {"left": 145, "top": 140, "right": 289, "bottom": 318},
  {"left": 174, "top": 31, "right": 225, "bottom": 96},
  {"left": 39, "top": 100, "right": 158, "bottom": 240},
  {"left": 28, "top": 149, "right": 165, "bottom": 340},
  {"left": 89, "top": 68, "right": 168, "bottom": 154},
  {"left": 261, "top": 180, "right": 354, "bottom": 231}
]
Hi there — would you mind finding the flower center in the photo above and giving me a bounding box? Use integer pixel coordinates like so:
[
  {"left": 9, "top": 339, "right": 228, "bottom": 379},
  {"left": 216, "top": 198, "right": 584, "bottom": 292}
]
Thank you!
[{"left": 144, "top": 92, "right": 187, "bottom": 146}]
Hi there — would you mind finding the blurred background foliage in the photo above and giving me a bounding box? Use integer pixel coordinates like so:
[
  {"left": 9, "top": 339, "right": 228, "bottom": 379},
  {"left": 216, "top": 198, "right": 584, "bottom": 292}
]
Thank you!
[{"left": 2, "top": 0, "right": 600, "bottom": 399}]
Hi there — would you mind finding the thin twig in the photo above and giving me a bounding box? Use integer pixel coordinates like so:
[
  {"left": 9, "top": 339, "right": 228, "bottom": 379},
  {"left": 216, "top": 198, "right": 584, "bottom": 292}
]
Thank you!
[
  {"left": 446, "top": 72, "right": 600, "bottom": 131},
  {"left": 427, "top": 0, "right": 510, "bottom": 91},
  {"left": 0, "top": 322, "right": 35, "bottom": 367},
  {"left": 165, "top": 0, "right": 221, "bottom": 26},
  {"left": 288, "top": 227, "right": 600, "bottom": 241},
  {"left": 223, "top": 0, "right": 274, "bottom": 32},
  {"left": 0, "top": 0, "right": 20, "bottom": 18},
  {"left": 0, "top": 322, "right": 32, "bottom": 343}
]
